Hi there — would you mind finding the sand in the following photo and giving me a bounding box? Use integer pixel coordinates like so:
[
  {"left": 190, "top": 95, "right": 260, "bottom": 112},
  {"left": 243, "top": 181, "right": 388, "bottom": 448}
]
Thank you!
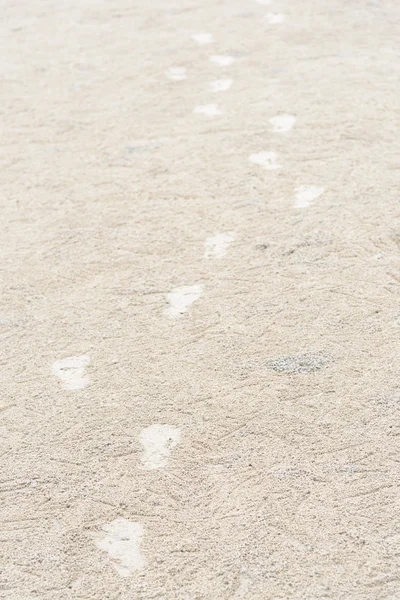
[{"left": 1, "top": 0, "right": 400, "bottom": 598}]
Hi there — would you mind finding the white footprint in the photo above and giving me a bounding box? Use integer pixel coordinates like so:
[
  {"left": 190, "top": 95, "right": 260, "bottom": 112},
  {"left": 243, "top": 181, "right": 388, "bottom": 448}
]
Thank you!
[
  {"left": 204, "top": 232, "right": 236, "bottom": 258},
  {"left": 94, "top": 518, "right": 146, "bottom": 577},
  {"left": 51, "top": 355, "right": 90, "bottom": 390},
  {"left": 294, "top": 185, "right": 325, "bottom": 208},
  {"left": 265, "top": 13, "right": 285, "bottom": 23},
  {"left": 191, "top": 33, "right": 214, "bottom": 45},
  {"left": 139, "top": 424, "right": 181, "bottom": 470},
  {"left": 248, "top": 152, "right": 281, "bottom": 170},
  {"left": 194, "top": 104, "right": 223, "bottom": 117},
  {"left": 164, "top": 284, "right": 203, "bottom": 318},
  {"left": 165, "top": 67, "right": 187, "bottom": 81},
  {"left": 210, "top": 78, "right": 233, "bottom": 92},
  {"left": 210, "top": 55, "right": 235, "bottom": 67},
  {"left": 269, "top": 114, "right": 296, "bottom": 133},
  {"left": 234, "top": 575, "right": 253, "bottom": 598}
]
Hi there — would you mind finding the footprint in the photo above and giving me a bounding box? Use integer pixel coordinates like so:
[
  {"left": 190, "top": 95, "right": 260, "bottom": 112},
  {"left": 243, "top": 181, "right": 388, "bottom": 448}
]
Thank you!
[
  {"left": 248, "top": 152, "right": 281, "bottom": 170},
  {"left": 210, "top": 78, "right": 233, "bottom": 92},
  {"left": 139, "top": 424, "right": 181, "bottom": 470},
  {"left": 164, "top": 284, "right": 203, "bottom": 318},
  {"left": 204, "top": 232, "right": 236, "bottom": 258},
  {"left": 269, "top": 114, "right": 296, "bottom": 133},
  {"left": 51, "top": 355, "right": 90, "bottom": 390},
  {"left": 165, "top": 67, "right": 187, "bottom": 81},
  {"left": 234, "top": 575, "right": 253, "bottom": 598},
  {"left": 194, "top": 104, "right": 223, "bottom": 117},
  {"left": 94, "top": 518, "right": 145, "bottom": 577},
  {"left": 294, "top": 186, "right": 325, "bottom": 208},
  {"left": 210, "top": 55, "right": 235, "bottom": 67},
  {"left": 191, "top": 33, "right": 214, "bottom": 45},
  {"left": 265, "top": 13, "right": 285, "bottom": 23}
]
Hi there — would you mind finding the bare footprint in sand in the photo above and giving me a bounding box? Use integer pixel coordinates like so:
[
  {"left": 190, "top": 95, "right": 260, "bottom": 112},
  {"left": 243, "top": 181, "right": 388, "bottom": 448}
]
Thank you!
[
  {"left": 204, "top": 232, "right": 236, "bottom": 258},
  {"left": 51, "top": 355, "right": 90, "bottom": 390},
  {"left": 139, "top": 424, "right": 181, "bottom": 470},
  {"left": 294, "top": 186, "right": 325, "bottom": 208},
  {"left": 94, "top": 518, "right": 146, "bottom": 577},
  {"left": 248, "top": 151, "right": 282, "bottom": 170},
  {"left": 164, "top": 284, "right": 203, "bottom": 318}
]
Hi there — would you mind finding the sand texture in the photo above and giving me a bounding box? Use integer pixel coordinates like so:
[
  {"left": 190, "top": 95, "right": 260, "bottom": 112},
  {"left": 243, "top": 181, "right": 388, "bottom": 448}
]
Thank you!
[{"left": 1, "top": 0, "right": 400, "bottom": 598}]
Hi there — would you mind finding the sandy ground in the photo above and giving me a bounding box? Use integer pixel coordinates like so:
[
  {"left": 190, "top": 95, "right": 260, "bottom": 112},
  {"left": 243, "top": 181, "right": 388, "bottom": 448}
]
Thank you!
[{"left": 1, "top": 0, "right": 400, "bottom": 598}]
